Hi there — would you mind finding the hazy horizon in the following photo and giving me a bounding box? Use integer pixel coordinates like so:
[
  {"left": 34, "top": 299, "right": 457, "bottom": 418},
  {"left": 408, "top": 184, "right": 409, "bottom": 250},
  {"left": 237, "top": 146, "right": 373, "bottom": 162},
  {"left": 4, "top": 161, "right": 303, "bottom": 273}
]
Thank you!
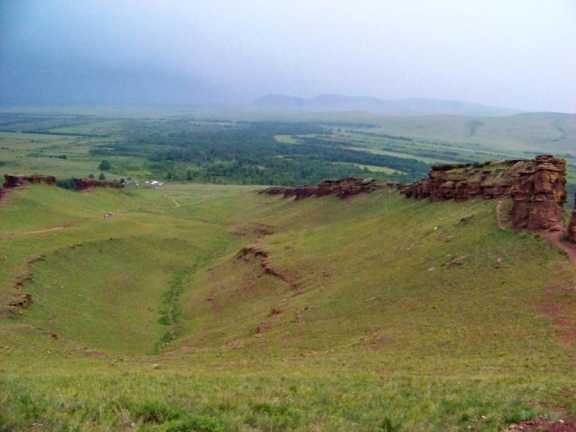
[{"left": 1, "top": 0, "right": 575, "bottom": 113}]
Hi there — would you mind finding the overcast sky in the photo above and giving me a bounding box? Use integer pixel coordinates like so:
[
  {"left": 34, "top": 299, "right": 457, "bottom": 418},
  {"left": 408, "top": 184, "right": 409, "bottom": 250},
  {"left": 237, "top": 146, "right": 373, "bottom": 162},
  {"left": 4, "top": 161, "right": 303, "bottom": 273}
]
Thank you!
[{"left": 1, "top": 0, "right": 575, "bottom": 112}]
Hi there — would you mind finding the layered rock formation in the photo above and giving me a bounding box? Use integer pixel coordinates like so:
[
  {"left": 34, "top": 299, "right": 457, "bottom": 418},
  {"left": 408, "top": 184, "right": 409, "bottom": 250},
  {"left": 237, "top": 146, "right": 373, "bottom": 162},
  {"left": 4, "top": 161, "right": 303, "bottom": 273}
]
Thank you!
[
  {"left": 509, "top": 156, "right": 567, "bottom": 231},
  {"left": 261, "top": 156, "right": 569, "bottom": 234},
  {"left": 402, "top": 155, "right": 567, "bottom": 231},
  {"left": 4, "top": 174, "right": 57, "bottom": 188},
  {"left": 0, "top": 174, "right": 124, "bottom": 201},
  {"left": 260, "top": 177, "right": 380, "bottom": 200}
]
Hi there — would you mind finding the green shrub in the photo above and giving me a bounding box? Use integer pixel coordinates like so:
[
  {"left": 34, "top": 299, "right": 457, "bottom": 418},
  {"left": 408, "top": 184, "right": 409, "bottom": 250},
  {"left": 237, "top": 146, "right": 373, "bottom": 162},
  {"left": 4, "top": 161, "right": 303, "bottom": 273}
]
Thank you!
[
  {"left": 56, "top": 178, "right": 76, "bottom": 190},
  {"left": 378, "top": 417, "right": 402, "bottom": 432},
  {"left": 164, "top": 416, "right": 225, "bottom": 432},
  {"left": 128, "top": 401, "right": 184, "bottom": 424},
  {"left": 99, "top": 160, "right": 112, "bottom": 171}
]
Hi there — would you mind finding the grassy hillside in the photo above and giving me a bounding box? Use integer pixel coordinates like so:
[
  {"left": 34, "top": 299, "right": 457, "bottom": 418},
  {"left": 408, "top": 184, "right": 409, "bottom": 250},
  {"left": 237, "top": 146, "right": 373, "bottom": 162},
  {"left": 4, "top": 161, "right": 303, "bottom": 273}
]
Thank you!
[
  {"left": 369, "top": 113, "right": 576, "bottom": 155},
  {"left": 2, "top": 184, "right": 576, "bottom": 431}
]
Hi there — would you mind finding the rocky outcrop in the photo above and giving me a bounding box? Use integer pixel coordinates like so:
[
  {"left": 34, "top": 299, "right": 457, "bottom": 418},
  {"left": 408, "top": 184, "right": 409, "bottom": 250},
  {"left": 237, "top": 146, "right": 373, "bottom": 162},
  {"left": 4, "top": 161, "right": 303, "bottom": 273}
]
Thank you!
[
  {"left": 402, "top": 159, "right": 529, "bottom": 201},
  {"left": 260, "top": 177, "right": 380, "bottom": 200},
  {"left": 260, "top": 156, "right": 569, "bottom": 233},
  {"left": 2, "top": 174, "right": 124, "bottom": 192},
  {"left": 71, "top": 178, "right": 124, "bottom": 191},
  {"left": 4, "top": 174, "right": 57, "bottom": 188},
  {"left": 509, "top": 156, "right": 566, "bottom": 231},
  {"left": 402, "top": 155, "right": 567, "bottom": 232}
]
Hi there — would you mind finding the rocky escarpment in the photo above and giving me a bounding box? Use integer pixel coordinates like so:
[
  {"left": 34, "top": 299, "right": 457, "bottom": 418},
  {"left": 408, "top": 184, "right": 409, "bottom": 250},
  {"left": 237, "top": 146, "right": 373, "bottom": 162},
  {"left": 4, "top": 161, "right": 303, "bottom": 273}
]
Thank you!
[
  {"left": 260, "top": 177, "right": 381, "bottom": 200},
  {"left": 1, "top": 174, "right": 125, "bottom": 195},
  {"left": 402, "top": 155, "right": 567, "bottom": 231},
  {"left": 71, "top": 178, "right": 124, "bottom": 191},
  {"left": 4, "top": 174, "right": 57, "bottom": 188},
  {"left": 509, "top": 156, "right": 566, "bottom": 231},
  {"left": 261, "top": 155, "right": 571, "bottom": 235}
]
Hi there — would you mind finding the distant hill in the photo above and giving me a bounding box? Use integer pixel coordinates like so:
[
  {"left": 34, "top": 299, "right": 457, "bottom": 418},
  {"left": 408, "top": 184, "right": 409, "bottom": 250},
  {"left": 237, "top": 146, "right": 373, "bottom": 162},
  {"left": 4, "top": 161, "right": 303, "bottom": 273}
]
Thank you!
[
  {"left": 371, "top": 112, "right": 576, "bottom": 154},
  {"left": 254, "top": 94, "right": 521, "bottom": 116}
]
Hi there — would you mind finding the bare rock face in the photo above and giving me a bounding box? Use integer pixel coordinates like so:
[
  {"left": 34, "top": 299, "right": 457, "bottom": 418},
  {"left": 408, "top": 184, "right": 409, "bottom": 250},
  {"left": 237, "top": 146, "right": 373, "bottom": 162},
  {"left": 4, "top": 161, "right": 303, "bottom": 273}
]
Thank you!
[
  {"left": 402, "top": 155, "right": 567, "bottom": 232},
  {"left": 4, "top": 174, "right": 57, "bottom": 188},
  {"left": 401, "top": 160, "right": 526, "bottom": 201},
  {"left": 260, "top": 177, "right": 380, "bottom": 200},
  {"left": 509, "top": 156, "right": 567, "bottom": 231}
]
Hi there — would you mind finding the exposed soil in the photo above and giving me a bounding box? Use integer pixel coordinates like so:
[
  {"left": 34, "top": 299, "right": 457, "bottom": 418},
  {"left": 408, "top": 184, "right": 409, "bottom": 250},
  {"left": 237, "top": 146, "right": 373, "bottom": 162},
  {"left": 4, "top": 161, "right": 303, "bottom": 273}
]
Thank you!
[
  {"left": 1, "top": 254, "right": 46, "bottom": 317},
  {"left": 541, "top": 275, "right": 576, "bottom": 348},
  {"left": 236, "top": 245, "right": 301, "bottom": 294},
  {"left": 230, "top": 223, "right": 275, "bottom": 238},
  {"left": 235, "top": 243, "right": 301, "bottom": 335},
  {"left": 0, "top": 224, "right": 73, "bottom": 240},
  {"left": 505, "top": 417, "right": 576, "bottom": 431}
]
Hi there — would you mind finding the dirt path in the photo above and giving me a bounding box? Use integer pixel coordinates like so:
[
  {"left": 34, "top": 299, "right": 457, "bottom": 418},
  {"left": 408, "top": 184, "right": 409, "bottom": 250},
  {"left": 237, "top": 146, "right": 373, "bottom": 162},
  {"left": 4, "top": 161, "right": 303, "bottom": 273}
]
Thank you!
[
  {"left": 164, "top": 194, "right": 182, "bottom": 208},
  {"left": 540, "top": 230, "right": 576, "bottom": 349},
  {"left": 0, "top": 225, "right": 70, "bottom": 240}
]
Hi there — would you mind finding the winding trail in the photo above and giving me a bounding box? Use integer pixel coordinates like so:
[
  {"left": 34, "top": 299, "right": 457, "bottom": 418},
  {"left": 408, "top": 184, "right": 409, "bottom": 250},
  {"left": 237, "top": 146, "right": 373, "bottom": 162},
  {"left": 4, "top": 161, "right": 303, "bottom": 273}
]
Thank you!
[{"left": 0, "top": 225, "right": 70, "bottom": 240}]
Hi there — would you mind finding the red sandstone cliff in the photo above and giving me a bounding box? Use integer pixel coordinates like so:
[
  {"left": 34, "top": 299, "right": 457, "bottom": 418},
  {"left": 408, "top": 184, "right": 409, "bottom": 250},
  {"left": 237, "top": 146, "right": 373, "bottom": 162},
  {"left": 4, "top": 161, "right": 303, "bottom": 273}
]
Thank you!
[
  {"left": 71, "top": 178, "right": 124, "bottom": 191},
  {"left": 261, "top": 155, "right": 569, "bottom": 234},
  {"left": 260, "top": 177, "right": 381, "bottom": 200},
  {"left": 401, "top": 155, "right": 567, "bottom": 231},
  {"left": 509, "top": 156, "right": 566, "bottom": 231},
  {"left": 3, "top": 174, "right": 57, "bottom": 188}
]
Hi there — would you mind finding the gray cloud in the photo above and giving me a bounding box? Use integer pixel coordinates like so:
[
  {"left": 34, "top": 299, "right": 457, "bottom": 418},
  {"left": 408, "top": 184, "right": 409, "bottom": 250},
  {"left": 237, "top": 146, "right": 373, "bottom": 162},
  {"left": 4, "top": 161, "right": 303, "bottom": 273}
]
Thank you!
[{"left": 1, "top": 0, "right": 575, "bottom": 112}]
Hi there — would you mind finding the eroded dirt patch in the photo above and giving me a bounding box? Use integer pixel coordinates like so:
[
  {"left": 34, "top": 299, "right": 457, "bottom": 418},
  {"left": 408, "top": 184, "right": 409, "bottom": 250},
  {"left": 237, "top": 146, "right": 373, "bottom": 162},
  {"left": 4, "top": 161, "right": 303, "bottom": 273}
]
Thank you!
[
  {"left": 236, "top": 245, "right": 301, "bottom": 294},
  {"left": 540, "top": 261, "right": 576, "bottom": 348},
  {"left": 230, "top": 223, "right": 275, "bottom": 239},
  {"left": 0, "top": 254, "right": 46, "bottom": 318},
  {"left": 506, "top": 417, "right": 576, "bottom": 431}
]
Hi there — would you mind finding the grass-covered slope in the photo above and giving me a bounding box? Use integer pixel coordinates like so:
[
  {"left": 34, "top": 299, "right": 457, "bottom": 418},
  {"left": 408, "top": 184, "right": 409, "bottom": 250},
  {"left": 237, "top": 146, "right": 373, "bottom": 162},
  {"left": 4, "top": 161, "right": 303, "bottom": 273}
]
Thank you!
[
  {"left": 181, "top": 190, "right": 575, "bottom": 374},
  {"left": 1, "top": 184, "right": 576, "bottom": 431}
]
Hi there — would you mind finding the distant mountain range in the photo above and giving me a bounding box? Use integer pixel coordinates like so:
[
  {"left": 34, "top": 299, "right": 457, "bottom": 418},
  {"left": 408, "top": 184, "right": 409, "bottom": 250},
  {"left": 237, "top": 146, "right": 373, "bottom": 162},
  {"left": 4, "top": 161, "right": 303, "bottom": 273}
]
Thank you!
[{"left": 254, "top": 94, "right": 521, "bottom": 117}]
